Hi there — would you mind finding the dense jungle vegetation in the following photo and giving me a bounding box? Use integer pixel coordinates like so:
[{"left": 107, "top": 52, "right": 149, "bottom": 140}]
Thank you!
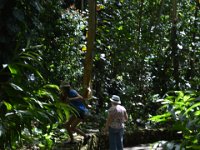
[{"left": 0, "top": 0, "right": 200, "bottom": 149}]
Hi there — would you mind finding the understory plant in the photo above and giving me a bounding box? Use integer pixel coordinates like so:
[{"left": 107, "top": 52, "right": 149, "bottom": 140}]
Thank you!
[{"left": 150, "top": 91, "right": 200, "bottom": 149}]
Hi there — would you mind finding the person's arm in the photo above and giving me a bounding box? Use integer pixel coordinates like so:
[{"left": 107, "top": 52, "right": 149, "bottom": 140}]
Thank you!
[
  {"left": 124, "top": 111, "right": 128, "bottom": 122},
  {"left": 68, "top": 93, "right": 83, "bottom": 101},
  {"left": 68, "top": 90, "right": 84, "bottom": 101}
]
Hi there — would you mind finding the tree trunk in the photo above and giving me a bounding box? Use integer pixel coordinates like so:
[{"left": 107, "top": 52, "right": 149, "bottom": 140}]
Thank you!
[
  {"left": 83, "top": 0, "right": 96, "bottom": 99},
  {"left": 171, "top": 0, "right": 179, "bottom": 89}
]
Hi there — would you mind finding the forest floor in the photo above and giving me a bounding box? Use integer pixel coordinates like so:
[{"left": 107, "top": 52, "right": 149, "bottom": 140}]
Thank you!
[
  {"left": 124, "top": 143, "right": 162, "bottom": 150},
  {"left": 124, "top": 144, "right": 152, "bottom": 150},
  {"left": 54, "top": 127, "right": 179, "bottom": 150},
  {"left": 54, "top": 132, "right": 168, "bottom": 150},
  {"left": 124, "top": 140, "right": 176, "bottom": 150}
]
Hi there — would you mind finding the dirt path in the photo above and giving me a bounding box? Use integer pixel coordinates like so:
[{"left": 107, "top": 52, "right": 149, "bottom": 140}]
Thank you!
[
  {"left": 124, "top": 144, "right": 152, "bottom": 150},
  {"left": 124, "top": 141, "right": 166, "bottom": 150}
]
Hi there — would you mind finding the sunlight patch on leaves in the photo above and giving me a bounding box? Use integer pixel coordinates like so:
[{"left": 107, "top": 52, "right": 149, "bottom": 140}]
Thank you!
[
  {"left": 149, "top": 112, "right": 171, "bottom": 122},
  {"left": 10, "top": 83, "right": 23, "bottom": 91},
  {"left": 3, "top": 101, "right": 12, "bottom": 110}
]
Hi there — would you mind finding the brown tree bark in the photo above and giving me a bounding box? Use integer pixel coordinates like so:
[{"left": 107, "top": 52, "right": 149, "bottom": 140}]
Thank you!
[
  {"left": 171, "top": 0, "right": 179, "bottom": 89},
  {"left": 83, "top": 0, "right": 96, "bottom": 99}
]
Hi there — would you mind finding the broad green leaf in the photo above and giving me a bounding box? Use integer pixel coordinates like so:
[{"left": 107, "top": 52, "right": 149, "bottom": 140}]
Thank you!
[
  {"left": 37, "top": 111, "right": 52, "bottom": 123},
  {"left": 10, "top": 83, "right": 23, "bottom": 91},
  {"left": 149, "top": 112, "right": 171, "bottom": 122},
  {"left": 8, "top": 65, "right": 18, "bottom": 75},
  {"left": 183, "top": 95, "right": 191, "bottom": 102},
  {"left": 184, "top": 102, "right": 200, "bottom": 115},
  {"left": 187, "top": 145, "right": 200, "bottom": 150},
  {"left": 36, "top": 89, "right": 55, "bottom": 102},
  {"left": 56, "top": 110, "right": 64, "bottom": 122},
  {"left": 165, "top": 96, "right": 175, "bottom": 101},
  {"left": 31, "top": 98, "right": 44, "bottom": 108},
  {"left": 35, "top": 70, "right": 44, "bottom": 80},
  {"left": 3, "top": 101, "right": 12, "bottom": 110},
  {"left": 54, "top": 102, "right": 70, "bottom": 122},
  {"left": 14, "top": 63, "right": 44, "bottom": 80},
  {"left": 43, "top": 84, "right": 59, "bottom": 91},
  {"left": 194, "top": 110, "right": 200, "bottom": 116},
  {"left": 175, "top": 91, "right": 184, "bottom": 101},
  {"left": 20, "top": 51, "right": 40, "bottom": 61}
]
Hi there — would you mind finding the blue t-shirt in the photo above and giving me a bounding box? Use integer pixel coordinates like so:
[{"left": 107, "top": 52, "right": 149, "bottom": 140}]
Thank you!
[{"left": 68, "top": 89, "right": 86, "bottom": 111}]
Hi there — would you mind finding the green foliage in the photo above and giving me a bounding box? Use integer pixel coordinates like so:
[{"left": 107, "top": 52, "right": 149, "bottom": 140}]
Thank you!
[
  {"left": 0, "top": 0, "right": 89, "bottom": 148},
  {"left": 150, "top": 91, "right": 200, "bottom": 148},
  {"left": 0, "top": 0, "right": 200, "bottom": 148},
  {"left": 93, "top": 0, "right": 200, "bottom": 129},
  {"left": 39, "top": 8, "right": 87, "bottom": 84},
  {"left": 0, "top": 65, "right": 70, "bottom": 149},
  {"left": 95, "top": 0, "right": 199, "bottom": 95}
]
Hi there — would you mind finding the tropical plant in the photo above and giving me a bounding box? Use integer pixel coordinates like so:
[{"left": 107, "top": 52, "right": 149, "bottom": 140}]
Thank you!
[
  {"left": 0, "top": 46, "right": 73, "bottom": 149},
  {"left": 150, "top": 91, "right": 200, "bottom": 149},
  {"left": 94, "top": 0, "right": 199, "bottom": 128},
  {"left": 0, "top": 0, "right": 86, "bottom": 149}
]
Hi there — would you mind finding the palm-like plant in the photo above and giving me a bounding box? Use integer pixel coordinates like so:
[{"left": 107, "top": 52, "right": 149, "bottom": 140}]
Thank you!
[
  {"left": 150, "top": 91, "right": 200, "bottom": 149},
  {"left": 0, "top": 46, "right": 73, "bottom": 149}
]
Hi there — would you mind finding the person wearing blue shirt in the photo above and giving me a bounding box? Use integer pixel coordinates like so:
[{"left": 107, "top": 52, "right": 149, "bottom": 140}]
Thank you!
[{"left": 60, "top": 83, "right": 90, "bottom": 145}]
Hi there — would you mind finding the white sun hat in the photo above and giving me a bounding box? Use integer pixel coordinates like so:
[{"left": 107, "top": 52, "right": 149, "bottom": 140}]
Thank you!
[{"left": 110, "top": 95, "right": 121, "bottom": 104}]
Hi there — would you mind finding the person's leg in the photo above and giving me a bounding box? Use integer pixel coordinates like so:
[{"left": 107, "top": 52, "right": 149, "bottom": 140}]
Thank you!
[
  {"left": 70, "top": 118, "right": 86, "bottom": 137},
  {"left": 109, "top": 127, "right": 117, "bottom": 150},
  {"left": 116, "top": 128, "right": 124, "bottom": 150},
  {"left": 65, "top": 115, "right": 76, "bottom": 142},
  {"left": 70, "top": 118, "right": 91, "bottom": 145}
]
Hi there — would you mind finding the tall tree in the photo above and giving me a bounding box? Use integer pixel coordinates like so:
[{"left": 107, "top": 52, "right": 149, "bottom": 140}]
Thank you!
[
  {"left": 83, "top": 0, "right": 96, "bottom": 98},
  {"left": 171, "top": 0, "right": 179, "bottom": 89}
]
